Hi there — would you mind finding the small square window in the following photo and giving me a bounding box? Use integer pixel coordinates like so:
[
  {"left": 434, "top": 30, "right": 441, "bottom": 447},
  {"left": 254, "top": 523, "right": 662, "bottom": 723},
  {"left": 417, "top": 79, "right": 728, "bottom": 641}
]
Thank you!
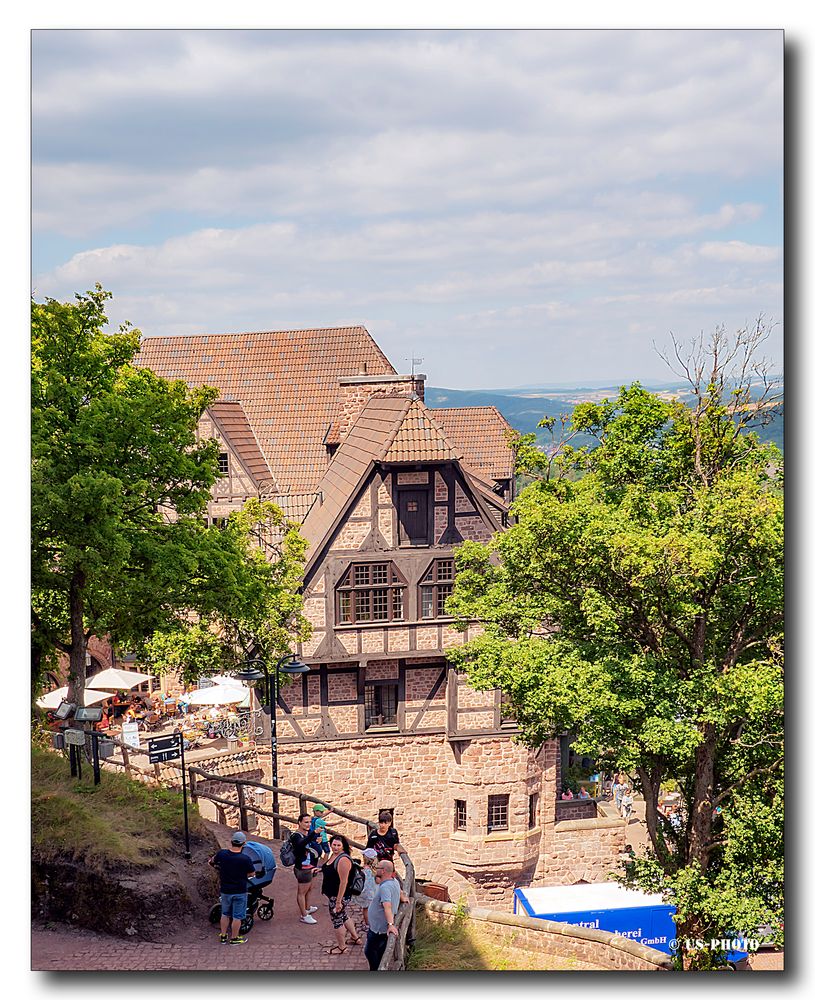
[
  {"left": 487, "top": 794, "right": 509, "bottom": 833},
  {"left": 455, "top": 799, "right": 467, "bottom": 832}
]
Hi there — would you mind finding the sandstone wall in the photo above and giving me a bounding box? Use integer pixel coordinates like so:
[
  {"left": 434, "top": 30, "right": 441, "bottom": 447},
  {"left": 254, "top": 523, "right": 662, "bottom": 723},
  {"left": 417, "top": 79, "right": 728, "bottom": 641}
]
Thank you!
[{"left": 419, "top": 897, "right": 673, "bottom": 971}]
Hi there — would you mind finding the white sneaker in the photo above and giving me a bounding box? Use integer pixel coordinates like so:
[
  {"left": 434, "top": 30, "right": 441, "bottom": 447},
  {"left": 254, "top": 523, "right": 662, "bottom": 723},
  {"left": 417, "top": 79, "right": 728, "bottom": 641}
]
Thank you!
[
  {"left": 306, "top": 906, "right": 319, "bottom": 913},
  {"left": 300, "top": 914, "right": 318, "bottom": 924}
]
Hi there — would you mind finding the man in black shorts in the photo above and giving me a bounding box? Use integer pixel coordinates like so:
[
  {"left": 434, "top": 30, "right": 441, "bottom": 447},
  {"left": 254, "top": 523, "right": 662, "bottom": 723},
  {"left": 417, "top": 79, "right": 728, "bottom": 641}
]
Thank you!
[
  {"left": 209, "top": 830, "right": 256, "bottom": 945},
  {"left": 290, "top": 813, "right": 321, "bottom": 924}
]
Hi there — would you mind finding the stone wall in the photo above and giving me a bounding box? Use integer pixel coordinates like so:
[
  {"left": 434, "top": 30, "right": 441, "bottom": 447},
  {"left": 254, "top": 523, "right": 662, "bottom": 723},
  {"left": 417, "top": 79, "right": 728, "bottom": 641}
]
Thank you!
[
  {"left": 418, "top": 897, "right": 673, "bottom": 971},
  {"left": 272, "top": 732, "right": 562, "bottom": 906}
]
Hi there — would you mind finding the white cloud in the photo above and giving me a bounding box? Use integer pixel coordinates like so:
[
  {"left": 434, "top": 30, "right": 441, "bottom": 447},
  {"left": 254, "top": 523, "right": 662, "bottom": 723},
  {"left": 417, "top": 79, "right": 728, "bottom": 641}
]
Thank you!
[
  {"left": 698, "top": 241, "right": 781, "bottom": 264},
  {"left": 31, "top": 28, "right": 783, "bottom": 387}
]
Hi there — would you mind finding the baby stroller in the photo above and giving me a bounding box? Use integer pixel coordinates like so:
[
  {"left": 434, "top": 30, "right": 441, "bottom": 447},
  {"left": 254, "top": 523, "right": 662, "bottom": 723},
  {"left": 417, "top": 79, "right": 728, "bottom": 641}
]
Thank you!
[{"left": 209, "top": 840, "right": 276, "bottom": 935}]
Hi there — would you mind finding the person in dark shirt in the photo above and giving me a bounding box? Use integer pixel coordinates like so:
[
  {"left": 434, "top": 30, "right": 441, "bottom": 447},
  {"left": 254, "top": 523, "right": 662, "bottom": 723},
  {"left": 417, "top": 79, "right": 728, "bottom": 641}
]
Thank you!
[
  {"left": 209, "top": 830, "right": 256, "bottom": 945},
  {"left": 290, "top": 813, "right": 322, "bottom": 924},
  {"left": 365, "top": 811, "right": 406, "bottom": 862}
]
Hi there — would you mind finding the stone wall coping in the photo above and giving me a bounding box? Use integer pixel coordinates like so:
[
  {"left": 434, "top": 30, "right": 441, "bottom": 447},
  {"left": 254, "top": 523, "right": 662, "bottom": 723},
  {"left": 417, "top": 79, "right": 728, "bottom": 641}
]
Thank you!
[
  {"left": 554, "top": 816, "right": 626, "bottom": 831},
  {"left": 338, "top": 374, "right": 427, "bottom": 385},
  {"left": 416, "top": 894, "right": 674, "bottom": 970}
]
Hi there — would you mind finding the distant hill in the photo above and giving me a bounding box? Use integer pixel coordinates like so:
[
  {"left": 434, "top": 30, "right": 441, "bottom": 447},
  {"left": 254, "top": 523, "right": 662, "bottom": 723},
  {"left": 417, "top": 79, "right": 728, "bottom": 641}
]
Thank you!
[{"left": 426, "top": 383, "right": 784, "bottom": 452}]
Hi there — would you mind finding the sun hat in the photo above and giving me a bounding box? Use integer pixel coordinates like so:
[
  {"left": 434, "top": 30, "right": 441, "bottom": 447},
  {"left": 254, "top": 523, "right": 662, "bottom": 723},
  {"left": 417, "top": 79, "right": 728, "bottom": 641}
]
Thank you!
[
  {"left": 362, "top": 848, "right": 378, "bottom": 860},
  {"left": 231, "top": 831, "right": 247, "bottom": 845}
]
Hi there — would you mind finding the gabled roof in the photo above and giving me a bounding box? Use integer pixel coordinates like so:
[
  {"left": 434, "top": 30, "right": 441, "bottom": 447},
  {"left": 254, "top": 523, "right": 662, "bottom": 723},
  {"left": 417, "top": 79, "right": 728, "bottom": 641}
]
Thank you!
[
  {"left": 136, "top": 327, "right": 397, "bottom": 493},
  {"left": 300, "top": 395, "right": 413, "bottom": 554},
  {"left": 428, "top": 406, "right": 515, "bottom": 483},
  {"left": 383, "top": 399, "right": 462, "bottom": 464},
  {"left": 208, "top": 400, "right": 277, "bottom": 492},
  {"left": 301, "top": 394, "right": 502, "bottom": 571}
]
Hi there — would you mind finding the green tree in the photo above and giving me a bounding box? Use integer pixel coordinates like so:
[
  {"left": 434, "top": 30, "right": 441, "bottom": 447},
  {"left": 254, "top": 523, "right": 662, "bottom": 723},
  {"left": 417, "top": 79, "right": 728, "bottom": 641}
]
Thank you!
[
  {"left": 138, "top": 498, "right": 311, "bottom": 685},
  {"left": 32, "top": 286, "right": 309, "bottom": 707},
  {"left": 447, "top": 321, "right": 783, "bottom": 969}
]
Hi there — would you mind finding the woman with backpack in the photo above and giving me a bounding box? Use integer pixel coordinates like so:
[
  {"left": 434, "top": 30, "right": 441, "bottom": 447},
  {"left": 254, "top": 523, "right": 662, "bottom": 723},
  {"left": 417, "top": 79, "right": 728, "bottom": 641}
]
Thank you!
[{"left": 321, "top": 834, "right": 363, "bottom": 955}]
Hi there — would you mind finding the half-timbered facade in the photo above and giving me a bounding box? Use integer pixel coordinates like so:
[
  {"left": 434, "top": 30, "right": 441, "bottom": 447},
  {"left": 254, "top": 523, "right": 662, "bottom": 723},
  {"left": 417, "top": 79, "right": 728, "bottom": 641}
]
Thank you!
[{"left": 137, "top": 326, "right": 625, "bottom": 905}]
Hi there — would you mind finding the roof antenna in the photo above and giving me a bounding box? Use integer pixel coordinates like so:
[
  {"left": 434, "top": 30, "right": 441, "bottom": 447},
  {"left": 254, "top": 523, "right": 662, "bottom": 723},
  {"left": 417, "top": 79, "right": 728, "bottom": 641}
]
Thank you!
[{"left": 405, "top": 354, "right": 424, "bottom": 377}]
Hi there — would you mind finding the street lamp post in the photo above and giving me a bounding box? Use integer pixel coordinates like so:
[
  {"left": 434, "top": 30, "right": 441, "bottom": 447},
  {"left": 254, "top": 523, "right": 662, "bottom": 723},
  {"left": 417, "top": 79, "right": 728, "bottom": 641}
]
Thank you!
[{"left": 234, "top": 653, "right": 309, "bottom": 838}]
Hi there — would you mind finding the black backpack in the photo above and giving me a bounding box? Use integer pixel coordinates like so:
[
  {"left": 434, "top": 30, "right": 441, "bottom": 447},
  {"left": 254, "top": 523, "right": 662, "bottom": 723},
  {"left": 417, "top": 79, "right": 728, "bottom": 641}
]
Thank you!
[
  {"left": 279, "top": 834, "right": 297, "bottom": 868},
  {"left": 347, "top": 857, "right": 366, "bottom": 897}
]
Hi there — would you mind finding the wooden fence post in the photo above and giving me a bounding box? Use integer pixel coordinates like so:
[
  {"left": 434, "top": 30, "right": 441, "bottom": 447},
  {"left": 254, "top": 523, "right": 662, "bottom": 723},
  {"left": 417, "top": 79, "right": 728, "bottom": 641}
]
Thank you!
[
  {"left": 236, "top": 781, "right": 249, "bottom": 832},
  {"left": 121, "top": 743, "right": 131, "bottom": 779}
]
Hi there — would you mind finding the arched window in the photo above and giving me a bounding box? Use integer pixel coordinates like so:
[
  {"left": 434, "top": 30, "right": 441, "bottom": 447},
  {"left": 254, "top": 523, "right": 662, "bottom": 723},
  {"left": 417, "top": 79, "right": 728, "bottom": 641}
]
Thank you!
[
  {"left": 336, "top": 562, "right": 406, "bottom": 624},
  {"left": 419, "top": 558, "right": 455, "bottom": 619}
]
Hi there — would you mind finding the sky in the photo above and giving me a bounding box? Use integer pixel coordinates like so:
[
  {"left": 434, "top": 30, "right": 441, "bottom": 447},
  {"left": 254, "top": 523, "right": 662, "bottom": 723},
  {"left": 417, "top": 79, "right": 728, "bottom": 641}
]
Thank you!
[{"left": 30, "top": 28, "right": 784, "bottom": 390}]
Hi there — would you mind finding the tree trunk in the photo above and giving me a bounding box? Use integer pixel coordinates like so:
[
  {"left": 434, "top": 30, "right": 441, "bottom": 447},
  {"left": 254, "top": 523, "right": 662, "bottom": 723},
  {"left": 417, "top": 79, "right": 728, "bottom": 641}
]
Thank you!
[
  {"left": 688, "top": 721, "right": 716, "bottom": 872},
  {"left": 66, "top": 569, "right": 88, "bottom": 709}
]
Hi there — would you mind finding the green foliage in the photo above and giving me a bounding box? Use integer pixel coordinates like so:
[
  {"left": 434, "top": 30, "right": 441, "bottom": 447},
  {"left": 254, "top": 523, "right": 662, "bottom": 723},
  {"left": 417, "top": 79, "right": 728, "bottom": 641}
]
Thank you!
[
  {"left": 31, "top": 286, "right": 309, "bottom": 700},
  {"left": 447, "top": 327, "right": 783, "bottom": 969},
  {"left": 138, "top": 499, "right": 311, "bottom": 684}
]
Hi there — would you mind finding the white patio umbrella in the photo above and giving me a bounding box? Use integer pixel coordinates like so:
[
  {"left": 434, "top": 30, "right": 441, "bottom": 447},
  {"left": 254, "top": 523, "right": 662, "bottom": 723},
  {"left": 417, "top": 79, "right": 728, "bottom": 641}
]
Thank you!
[
  {"left": 36, "top": 686, "right": 111, "bottom": 710},
  {"left": 187, "top": 685, "right": 250, "bottom": 707},
  {"left": 84, "top": 667, "right": 150, "bottom": 691},
  {"left": 210, "top": 674, "right": 248, "bottom": 687}
]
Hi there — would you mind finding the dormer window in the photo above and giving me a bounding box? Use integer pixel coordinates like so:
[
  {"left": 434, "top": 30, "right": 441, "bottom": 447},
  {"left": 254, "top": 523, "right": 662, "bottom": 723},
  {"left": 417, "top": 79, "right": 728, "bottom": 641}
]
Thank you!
[
  {"left": 419, "top": 559, "right": 455, "bottom": 619},
  {"left": 336, "top": 562, "right": 406, "bottom": 624}
]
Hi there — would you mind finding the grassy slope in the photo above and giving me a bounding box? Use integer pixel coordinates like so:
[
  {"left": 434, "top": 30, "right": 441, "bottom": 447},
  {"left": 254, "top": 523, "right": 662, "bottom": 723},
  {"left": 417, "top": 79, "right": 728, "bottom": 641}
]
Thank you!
[
  {"left": 407, "top": 908, "right": 590, "bottom": 972},
  {"left": 32, "top": 745, "right": 207, "bottom": 870}
]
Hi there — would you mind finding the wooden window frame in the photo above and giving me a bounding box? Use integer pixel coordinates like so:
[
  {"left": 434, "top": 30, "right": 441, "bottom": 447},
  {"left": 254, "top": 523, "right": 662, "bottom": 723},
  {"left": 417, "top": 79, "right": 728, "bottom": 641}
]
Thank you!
[
  {"left": 454, "top": 799, "right": 467, "bottom": 832},
  {"left": 336, "top": 562, "right": 406, "bottom": 625},
  {"left": 218, "top": 452, "right": 230, "bottom": 475},
  {"left": 487, "top": 793, "right": 510, "bottom": 833},
  {"left": 528, "top": 792, "right": 539, "bottom": 830},
  {"left": 364, "top": 680, "right": 399, "bottom": 729},
  {"left": 419, "top": 558, "right": 456, "bottom": 620}
]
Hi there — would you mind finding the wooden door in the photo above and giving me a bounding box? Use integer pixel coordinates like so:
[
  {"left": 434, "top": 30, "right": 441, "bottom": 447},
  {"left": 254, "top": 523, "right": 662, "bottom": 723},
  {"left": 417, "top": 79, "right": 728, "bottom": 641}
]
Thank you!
[{"left": 398, "top": 489, "right": 429, "bottom": 545}]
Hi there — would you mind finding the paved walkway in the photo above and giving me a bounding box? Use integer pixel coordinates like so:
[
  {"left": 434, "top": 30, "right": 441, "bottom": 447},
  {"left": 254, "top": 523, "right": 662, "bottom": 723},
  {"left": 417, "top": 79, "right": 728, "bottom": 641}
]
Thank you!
[{"left": 32, "top": 824, "right": 369, "bottom": 973}]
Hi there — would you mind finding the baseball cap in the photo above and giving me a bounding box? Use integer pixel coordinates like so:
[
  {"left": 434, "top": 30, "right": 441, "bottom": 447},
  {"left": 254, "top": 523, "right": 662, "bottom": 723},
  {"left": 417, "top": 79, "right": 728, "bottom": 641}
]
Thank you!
[
  {"left": 231, "top": 831, "right": 247, "bottom": 845},
  {"left": 313, "top": 804, "right": 328, "bottom": 814},
  {"left": 362, "top": 848, "right": 378, "bottom": 860}
]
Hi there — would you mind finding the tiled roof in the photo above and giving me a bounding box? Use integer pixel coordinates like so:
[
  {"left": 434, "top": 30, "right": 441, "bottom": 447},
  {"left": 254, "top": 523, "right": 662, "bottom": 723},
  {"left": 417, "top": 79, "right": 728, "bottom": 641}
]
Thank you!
[
  {"left": 301, "top": 395, "right": 413, "bottom": 556},
  {"left": 301, "top": 395, "right": 507, "bottom": 569},
  {"left": 383, "top": 399, "right": 462, "bottom": 464},
  {"left": 428, "top": 406, "right": 515, "bottom": 483},
  {"left": 136, "top": 327, "right": 397, "bottom": 493},
  {"left": 271, "top": 492, "right": 320, "bottom": 523},
  {"left": 208, "top": 400, "right": 277, "bottom": 492}
]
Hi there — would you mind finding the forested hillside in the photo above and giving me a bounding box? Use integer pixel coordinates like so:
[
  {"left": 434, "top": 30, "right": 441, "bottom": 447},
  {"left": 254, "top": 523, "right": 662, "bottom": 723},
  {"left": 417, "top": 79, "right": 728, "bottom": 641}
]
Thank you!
[{"left": 426, "top": 383, "right": 784, "bottom": 451}]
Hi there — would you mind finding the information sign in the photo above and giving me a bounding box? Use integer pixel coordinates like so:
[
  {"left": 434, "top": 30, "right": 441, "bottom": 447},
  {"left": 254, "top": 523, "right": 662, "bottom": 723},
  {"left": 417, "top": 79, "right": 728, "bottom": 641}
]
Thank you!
[
  {"left": 148, "top": 734, "right": 181, "bottom": 764},
  {"left": 121, "top": 721, "right": 141, "bottom": 750}
]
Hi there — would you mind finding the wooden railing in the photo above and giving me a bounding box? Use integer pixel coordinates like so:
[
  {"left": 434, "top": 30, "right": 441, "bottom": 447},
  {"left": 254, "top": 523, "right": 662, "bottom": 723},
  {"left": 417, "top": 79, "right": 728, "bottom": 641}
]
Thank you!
[
  {"left": 377, "top": 853, "right": 417, "bottom": 972},
  {"left": 187, "top": 766, "right": 376, "bottom": 848}
]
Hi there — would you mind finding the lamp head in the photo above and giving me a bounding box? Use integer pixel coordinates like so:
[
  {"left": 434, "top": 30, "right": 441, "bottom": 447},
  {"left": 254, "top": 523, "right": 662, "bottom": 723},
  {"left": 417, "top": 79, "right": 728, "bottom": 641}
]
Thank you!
[{"left": 279, "top": 656, "right": 310, "bottom": 676}]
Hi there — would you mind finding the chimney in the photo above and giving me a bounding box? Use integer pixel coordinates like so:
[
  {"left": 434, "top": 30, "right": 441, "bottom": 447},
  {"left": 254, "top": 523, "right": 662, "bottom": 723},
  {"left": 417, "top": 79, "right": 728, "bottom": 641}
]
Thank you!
[{"left": 335, "top": 372, "right": 427, "bottom": 442}]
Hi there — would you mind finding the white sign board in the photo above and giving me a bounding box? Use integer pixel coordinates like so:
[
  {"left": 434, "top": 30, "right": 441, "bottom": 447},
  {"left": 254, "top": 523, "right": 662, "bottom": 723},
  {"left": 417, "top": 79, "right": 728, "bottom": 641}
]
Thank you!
[
  {"left": 121, "top": 721, "right": 141, "bottom": 750},
  {"left": 64, "top": 728, "right": 86, "bottom": 746}
]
